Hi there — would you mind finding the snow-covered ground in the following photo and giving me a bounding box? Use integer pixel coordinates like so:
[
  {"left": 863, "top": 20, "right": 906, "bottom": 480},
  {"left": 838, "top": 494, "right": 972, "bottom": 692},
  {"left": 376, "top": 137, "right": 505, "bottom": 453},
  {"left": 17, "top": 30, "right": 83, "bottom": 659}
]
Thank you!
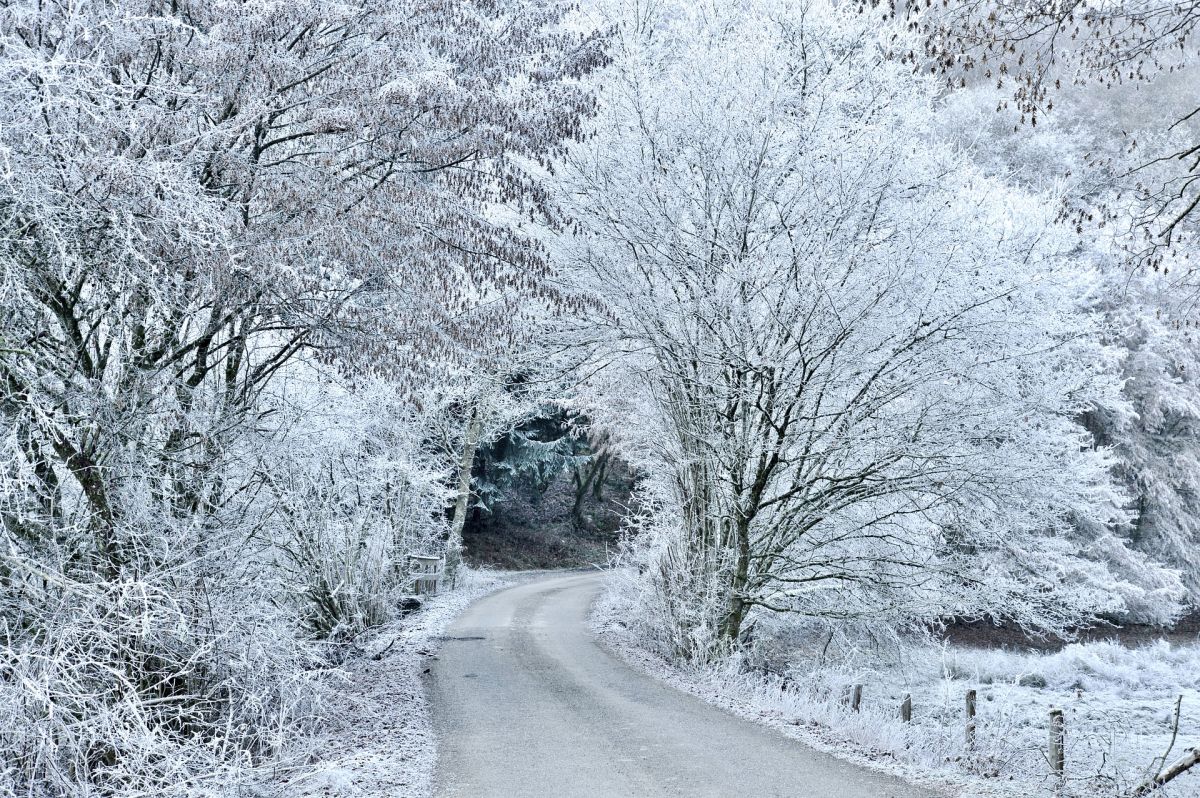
[
  {"left": 593, "top": 593, "right": 1200, "bottom": 797},
  {"left": 262, "top": 569, "right": 508, "bottom": 798}
]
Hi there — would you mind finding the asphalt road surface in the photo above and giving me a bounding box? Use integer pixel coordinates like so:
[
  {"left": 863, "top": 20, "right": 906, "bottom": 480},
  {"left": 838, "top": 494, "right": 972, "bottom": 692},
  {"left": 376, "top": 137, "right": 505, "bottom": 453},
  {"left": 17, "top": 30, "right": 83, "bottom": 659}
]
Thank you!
[{"left": 429, "top": 571, "right": 936, "bottom": 798}]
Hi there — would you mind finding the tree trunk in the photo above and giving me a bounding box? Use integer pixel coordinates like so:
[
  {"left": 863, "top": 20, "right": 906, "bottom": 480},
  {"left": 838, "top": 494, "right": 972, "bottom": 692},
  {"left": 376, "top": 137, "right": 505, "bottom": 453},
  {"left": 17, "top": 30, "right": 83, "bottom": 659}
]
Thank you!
[
  {"left": 571, "top": 449, "right": 610, "bottom": 527},
  {"left": 591, "top": 452, "right": 608, "bottom": 501},
  {"left": 446, "top": 407, "right": 482, "bottom": 585},
  {"left": 718, "top": 515, "right": 753, "bottom": 644},
  {"left": 571, "top": 465, "right": 588, "bottom": 526}
]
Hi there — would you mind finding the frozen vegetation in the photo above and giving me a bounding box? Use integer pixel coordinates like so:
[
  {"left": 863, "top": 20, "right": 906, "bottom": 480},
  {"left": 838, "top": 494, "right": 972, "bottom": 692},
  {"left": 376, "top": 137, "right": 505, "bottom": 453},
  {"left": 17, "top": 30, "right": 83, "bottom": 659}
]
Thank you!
[
  {"left": 3, "top": 0, "right": 1200, "bottom": 795},
  {"left": 273, "top": 569, "right": 506, "bottom": 798},
  {"left": 597, "top": 577, "right": 1200, "bottom": 796}
]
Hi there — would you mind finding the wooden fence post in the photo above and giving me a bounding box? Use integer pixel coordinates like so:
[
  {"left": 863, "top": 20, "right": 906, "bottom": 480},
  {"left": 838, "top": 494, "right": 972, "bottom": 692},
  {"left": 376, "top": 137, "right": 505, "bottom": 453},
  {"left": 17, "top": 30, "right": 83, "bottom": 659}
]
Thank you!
[
  {"left": 965, "top": 689, "right": 977, "bottom": 748},
  {"left": 1049, "top": 708, "right": 1065, "bottom": 779},
  {"left": 900, "top": 693, "right": 912, "bottom": 722}
]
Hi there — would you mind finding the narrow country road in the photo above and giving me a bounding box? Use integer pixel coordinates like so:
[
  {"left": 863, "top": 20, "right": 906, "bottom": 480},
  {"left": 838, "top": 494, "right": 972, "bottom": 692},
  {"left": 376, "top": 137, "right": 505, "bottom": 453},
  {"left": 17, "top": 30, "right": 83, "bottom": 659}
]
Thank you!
[{"left": 429, "top": 571, "right": 935, "bottom": 798}]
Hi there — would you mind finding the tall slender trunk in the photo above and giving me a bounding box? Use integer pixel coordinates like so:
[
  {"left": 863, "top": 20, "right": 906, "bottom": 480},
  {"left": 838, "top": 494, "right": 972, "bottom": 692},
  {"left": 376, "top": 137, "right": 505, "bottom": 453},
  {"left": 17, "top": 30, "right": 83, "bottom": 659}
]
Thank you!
[
  {"left": 446, "top": 407, "right": 482, "bottom": 584},
  {"left": 719, "top": 515, "right": 752, "bottom": 644}
]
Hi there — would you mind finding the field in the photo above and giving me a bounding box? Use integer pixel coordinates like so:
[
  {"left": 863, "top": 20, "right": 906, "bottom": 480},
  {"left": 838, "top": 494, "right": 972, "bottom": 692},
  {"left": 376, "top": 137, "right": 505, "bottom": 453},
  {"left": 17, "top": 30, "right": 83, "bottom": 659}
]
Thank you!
[{"left": 594, "top": 589, "right": 1200, "bottom": 797}]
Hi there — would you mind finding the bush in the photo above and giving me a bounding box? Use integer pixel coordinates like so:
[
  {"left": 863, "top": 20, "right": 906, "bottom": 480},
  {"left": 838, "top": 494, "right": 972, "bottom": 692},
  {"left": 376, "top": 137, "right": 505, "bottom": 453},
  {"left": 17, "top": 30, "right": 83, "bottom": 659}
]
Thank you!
[{"left": 0, "top": 553, "right": 324, "bottom": 798}]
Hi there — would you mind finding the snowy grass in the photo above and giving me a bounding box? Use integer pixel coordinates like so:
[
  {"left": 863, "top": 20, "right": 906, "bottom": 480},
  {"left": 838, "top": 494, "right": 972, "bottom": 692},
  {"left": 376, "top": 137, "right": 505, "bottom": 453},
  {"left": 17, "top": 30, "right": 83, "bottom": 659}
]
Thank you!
[
  {"left": 262, "top": 568, "right": 507, "bottom": 798},
  {"left": 593, "top": 584, "right": 1200, "bottom": 797},
  {"left": 926, "top": 642, "right": 1200, "bottom": 796}
]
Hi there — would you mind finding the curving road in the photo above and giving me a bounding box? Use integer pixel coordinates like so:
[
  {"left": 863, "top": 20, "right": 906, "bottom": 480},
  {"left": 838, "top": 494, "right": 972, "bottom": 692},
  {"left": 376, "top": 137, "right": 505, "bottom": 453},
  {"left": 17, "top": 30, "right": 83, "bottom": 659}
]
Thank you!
[{"left": 429, "top": 571, "right": 935, "bottom": 798}]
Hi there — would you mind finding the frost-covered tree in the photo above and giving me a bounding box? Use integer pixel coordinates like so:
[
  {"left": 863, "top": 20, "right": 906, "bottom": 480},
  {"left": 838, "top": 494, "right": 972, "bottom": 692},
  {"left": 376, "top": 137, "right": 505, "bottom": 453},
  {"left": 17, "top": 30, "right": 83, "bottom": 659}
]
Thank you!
[
  {"left": 936, "top": 67, "right": 1199, "bottom": 617},
  {"left": 0, "top": 0, "right": 601, "bottom": 794},
  {"left": 556, "top": 0, "right": 1166, "bottom": 657},
  {"left": 261, "top": 368, "right": 456, "bottom": 640},
  {"left": 1079, "top": 274, "right": 1200, "bottom": 615},
  {"left": 899, "top": 0, "right": 1200, "bottom": 274}
]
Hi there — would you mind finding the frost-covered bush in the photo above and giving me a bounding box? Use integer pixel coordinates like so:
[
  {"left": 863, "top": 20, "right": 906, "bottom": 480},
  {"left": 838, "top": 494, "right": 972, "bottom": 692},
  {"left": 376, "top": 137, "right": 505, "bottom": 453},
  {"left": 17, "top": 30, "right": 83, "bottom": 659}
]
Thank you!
[
  {"left": 0, "top": 534, "right": 325, "bottom": 797},
  {"left": 0, "top": 358, "right": 470, "bottom": 797},
  {"left": 264, "top": 376, "right": 453, "bottom": 641},
  {"left": 603, "top": 486, "right": 737, "bottom": 661},
  {"left": 0, "top": 368, "right": 461, "bottom": 796},
  {"left": 944, "top": 640, "right": 1200, "bottom": 695}
]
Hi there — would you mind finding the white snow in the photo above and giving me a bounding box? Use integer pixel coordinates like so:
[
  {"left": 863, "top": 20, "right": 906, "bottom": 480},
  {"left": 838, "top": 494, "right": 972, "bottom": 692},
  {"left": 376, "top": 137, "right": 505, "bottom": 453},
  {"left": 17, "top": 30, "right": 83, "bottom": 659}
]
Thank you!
[
  {"left": 265, "top": 569, "right": 507, "bottom": 798},
  {"left": 593, "top": 587, "right": 1200, "bottom": 797}
]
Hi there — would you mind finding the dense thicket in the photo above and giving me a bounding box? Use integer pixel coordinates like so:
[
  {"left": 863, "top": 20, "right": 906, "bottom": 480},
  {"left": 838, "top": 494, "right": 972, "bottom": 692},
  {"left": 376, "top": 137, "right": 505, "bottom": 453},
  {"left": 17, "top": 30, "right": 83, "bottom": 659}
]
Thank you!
[{"left": 0, "top": 1, "right": 598, "bottom": 794}]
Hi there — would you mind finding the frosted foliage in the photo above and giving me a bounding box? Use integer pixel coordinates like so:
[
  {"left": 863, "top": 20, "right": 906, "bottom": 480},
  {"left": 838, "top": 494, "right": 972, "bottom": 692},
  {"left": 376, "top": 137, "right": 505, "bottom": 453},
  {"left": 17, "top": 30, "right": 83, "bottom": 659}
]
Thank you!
[
  {"left": 0, "top": 0, "right": 598, "bottom": 795},
  {"left": 260, "top": 370, "right": 456, "bottom": 640},
  {"left": 1088, "top": 276, "right": 1200, "bottom": 609},
  {"left": 936, "top": 45, "right": 1200, "bottom": 618},
  {"left": 557, "top": 0, "right": 1180, "bottom": 657},
  {"left": 0, "top": 0, "right": 601, "bottom": 386},
  {"left": 905, "top": 0, "right": 1200, "bottom": 271}
]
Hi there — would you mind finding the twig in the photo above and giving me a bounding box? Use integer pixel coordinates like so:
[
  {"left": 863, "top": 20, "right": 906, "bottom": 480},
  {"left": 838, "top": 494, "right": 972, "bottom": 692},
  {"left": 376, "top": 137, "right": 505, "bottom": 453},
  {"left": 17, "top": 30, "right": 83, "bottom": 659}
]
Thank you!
[
  {"left": 371, "top": 637, "right": 398, "bottom": 661},
  {"left": 1149, "top": 695, "right": 1184, "bottom": 778},
  {"left": 1129, "top": 747, "right": 1200, "bottom": 797},
  {"left": 1128, "top": 696, "right": 1198, "bottom": 798}
]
